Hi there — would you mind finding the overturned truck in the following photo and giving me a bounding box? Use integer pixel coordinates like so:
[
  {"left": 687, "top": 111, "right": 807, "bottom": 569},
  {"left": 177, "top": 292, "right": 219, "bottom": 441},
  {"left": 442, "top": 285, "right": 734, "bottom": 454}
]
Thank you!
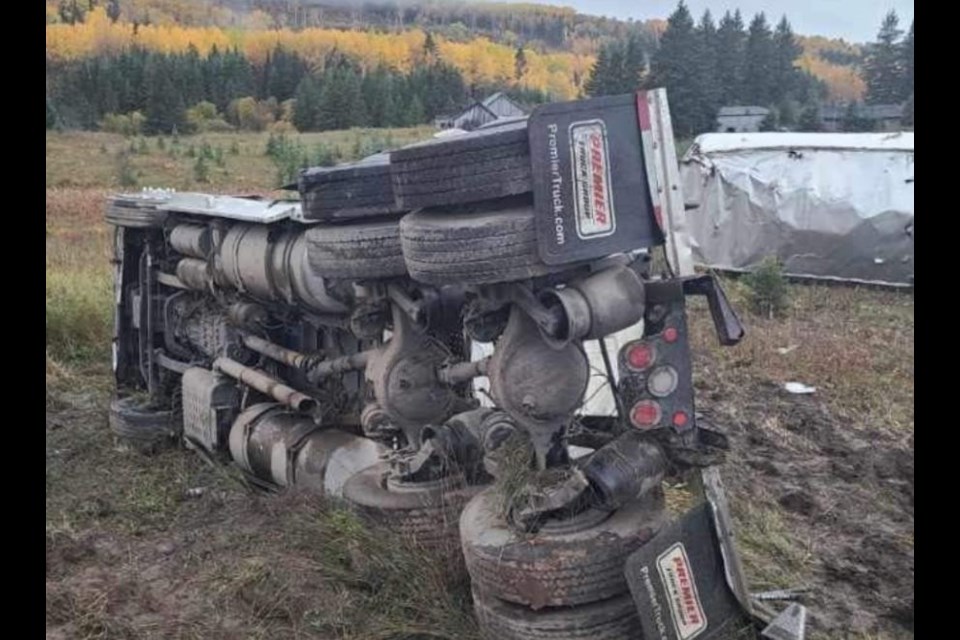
[{"left": 105, "top": 90, "right": 804, "bottom": 640}]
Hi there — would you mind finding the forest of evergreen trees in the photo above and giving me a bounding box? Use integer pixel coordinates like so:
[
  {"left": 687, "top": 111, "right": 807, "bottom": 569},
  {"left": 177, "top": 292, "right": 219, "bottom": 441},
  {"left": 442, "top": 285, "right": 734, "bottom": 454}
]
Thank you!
[
  {"left": 45, "top": 1, "right": 913, "bottom": 138},
  {"left": 585, "top": 3, "right": 914, "bottom": 136},
  {"left": 46, "top": 39, "right": 555, "bottom": 134}
]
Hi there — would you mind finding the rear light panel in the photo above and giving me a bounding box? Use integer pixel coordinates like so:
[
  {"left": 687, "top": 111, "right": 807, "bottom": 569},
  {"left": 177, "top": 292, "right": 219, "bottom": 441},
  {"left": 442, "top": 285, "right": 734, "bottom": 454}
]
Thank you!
[{"left": 618, "top": 293, "right": 695, "bottom": 433}]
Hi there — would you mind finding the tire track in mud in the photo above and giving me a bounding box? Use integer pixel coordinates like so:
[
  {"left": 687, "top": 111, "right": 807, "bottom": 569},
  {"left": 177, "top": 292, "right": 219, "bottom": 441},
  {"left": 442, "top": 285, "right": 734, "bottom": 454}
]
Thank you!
[{"left": 698, "top": 380, "right": 913, "bottom": 637}]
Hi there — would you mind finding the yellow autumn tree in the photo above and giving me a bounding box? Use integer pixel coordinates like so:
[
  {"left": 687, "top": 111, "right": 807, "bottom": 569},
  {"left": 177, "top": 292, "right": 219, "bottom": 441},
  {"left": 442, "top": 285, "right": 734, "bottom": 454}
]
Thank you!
[{"left": 46, "top": 15, "right": 591, "bottom": 99}]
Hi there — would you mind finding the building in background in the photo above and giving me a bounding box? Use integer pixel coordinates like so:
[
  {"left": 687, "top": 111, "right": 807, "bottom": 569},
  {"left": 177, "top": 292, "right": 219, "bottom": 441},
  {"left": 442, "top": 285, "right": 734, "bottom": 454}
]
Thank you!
[
  {"left": 819, "top": 103, "right": 905, "bottom": 132},
  {"left": 435, "top": 92, "right": 528, "bottom": 130},
  {"left": 715, "top": 106, "right": 771, "bottom": 133}
]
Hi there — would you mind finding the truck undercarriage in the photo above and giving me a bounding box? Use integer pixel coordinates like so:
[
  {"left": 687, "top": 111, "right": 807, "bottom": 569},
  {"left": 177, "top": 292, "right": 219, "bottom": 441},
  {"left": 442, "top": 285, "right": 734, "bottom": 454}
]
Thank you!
[{"left": 104, "top": 90, "right": 805, "bottom": 640}]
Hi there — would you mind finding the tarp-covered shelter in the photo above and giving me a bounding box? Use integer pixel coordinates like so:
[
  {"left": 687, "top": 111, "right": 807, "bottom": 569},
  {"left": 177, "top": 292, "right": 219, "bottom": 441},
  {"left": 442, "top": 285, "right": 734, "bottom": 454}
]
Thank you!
[{"left": 680, "top": 132, "right": 914, "bottom": 287}]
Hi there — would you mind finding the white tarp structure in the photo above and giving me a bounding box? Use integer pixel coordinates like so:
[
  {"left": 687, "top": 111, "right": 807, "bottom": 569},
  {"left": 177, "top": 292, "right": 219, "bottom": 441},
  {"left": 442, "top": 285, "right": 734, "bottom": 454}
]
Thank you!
[{"left": 680, "top": 132, "right": 914, "bottom": 287}]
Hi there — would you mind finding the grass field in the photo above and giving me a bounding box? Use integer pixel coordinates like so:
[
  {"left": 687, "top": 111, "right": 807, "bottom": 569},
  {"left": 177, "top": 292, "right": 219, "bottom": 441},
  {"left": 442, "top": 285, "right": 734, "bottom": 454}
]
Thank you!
[
  {"left": 46, "top": 127, "right": 435, "bottom": 192},
  {"left": 46, "top": 129, "right": 913, "bottom": 639}
]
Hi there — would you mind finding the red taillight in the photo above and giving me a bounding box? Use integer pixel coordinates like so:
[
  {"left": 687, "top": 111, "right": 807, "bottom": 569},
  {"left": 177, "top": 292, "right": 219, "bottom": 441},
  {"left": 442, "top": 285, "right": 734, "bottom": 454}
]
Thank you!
[
  {"left": 630, "top": 400, "right": 662, "bottom": 428},
  {"left": 626, "top": 342, "right": 656, "bottom": 371},
  {"left": 672, "top": 411, "right": 689, "bottom": 428},
  {"left": 663, "top": 326, "right": 679, "bottom": 343}
]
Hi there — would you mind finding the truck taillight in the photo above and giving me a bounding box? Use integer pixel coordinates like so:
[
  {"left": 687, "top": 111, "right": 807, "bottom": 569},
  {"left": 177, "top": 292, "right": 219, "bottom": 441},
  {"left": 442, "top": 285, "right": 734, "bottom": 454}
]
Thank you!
[
  {"left": 626, "top": 342, "right": 656, "bottom": 371},
  {"left": 617, "top": 289, "right": 696, "bottom": 434},
  {"left": 630, "top": 400, "right": 662, "bottom": 428}
]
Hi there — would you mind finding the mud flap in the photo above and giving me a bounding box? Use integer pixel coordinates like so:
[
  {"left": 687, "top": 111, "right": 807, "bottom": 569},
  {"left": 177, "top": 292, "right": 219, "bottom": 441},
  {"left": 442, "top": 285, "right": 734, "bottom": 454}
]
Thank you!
[
  {"left": 625, "top": 468, "right": 808, "bottom": 640},
  {"left": 527, "top": 93, "right": 663, "bottom": 265},
  {"left": 624, "top": 501, "right": 751, "bottom": 639}
]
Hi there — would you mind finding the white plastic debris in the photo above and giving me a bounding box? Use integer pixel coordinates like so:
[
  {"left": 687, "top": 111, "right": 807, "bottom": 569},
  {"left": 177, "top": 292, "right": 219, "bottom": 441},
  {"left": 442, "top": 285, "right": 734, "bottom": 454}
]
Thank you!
[
  {"left": 567, "top": 445, "right": 595, "bottom": 460},
  {"left": 776, "top": 345, "right": 799, "bottom": 355},
  {"left": 784, "top": 382, "right": 816, "bottom": 395},
  {"left": 761, "top": 602, "right": 807, "bottom": 640}
]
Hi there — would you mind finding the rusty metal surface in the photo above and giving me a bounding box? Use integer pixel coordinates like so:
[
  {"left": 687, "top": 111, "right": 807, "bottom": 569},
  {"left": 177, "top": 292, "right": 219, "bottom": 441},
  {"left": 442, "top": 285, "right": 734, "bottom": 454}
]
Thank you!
[
  {"left": 241, "top": 334, "right": 313, "bottom": 370},
  {"left": 365, "top": 304, "right": 457, "bottom": 440},
  {"left": 213, "top": 356, "right": 317, "bottom": 413},
  {"left": 294, "top": 429, "right": 385, "bottom": 497},
  {"left": 227, "top": 403, "right": 321, "bottom": 486},
  {"left": 181, "top": 366, "right": 239, "bottom": 452},
  {"left": 487, "top": 306, "right": 589, "bottom": 466},
  {"left": 307, "top": 350, "right": 371, "bottom": 382}
]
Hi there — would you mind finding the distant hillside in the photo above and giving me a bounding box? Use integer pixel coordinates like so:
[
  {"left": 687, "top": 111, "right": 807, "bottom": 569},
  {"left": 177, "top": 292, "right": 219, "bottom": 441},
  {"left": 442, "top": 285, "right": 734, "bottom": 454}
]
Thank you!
[
  {"left": 797, "top": 35, "right": 865, "bottom": 101},
  {"left": 46, "top": 0, "right": 867, "bottom": 104}
]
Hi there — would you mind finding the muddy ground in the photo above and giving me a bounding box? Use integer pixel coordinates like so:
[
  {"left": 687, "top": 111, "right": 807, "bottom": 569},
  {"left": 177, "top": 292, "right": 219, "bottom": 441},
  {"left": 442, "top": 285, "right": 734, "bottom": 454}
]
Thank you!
[
  {"left": 688, "top": 285, "right": 914, "bottom": 639},
  {"left": 46, "top": 284, "right": 913, "bottom": 640}
]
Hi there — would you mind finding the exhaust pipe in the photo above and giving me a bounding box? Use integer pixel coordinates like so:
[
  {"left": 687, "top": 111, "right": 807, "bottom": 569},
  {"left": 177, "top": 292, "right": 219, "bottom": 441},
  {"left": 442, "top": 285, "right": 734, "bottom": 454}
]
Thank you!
[
  {"left": 539, "top": 265, "right": 645, "bottom": 343},
  {"left": 213, "top": 356, "right": 317, "bottom": 413}
]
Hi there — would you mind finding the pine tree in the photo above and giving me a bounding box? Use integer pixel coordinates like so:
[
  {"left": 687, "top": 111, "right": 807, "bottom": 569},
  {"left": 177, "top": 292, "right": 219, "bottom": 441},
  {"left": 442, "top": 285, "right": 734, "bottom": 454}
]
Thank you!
[
  {"left": 584, "top": 43, "right": 614, "bottom": 96},
  {"left": 647, "top": 1, "right": 701, "bottom": 136},
  {"left": 716, "top": 10, "right": 747, "bottom": 105},
  {"left": 362, "top": 68, "right": 391, "bottom": 127},
  {"left": 842, "top": 102, "right": 874, "bottom": 132},
  {"left": 404, "top": 95, "right": 427, "bottom": 125},
  {"left": 515, "top": 45, "right": 528, "bottom": 81},
  {"left": 743, "top": 13, "right": 775, "bottom": 105},
  {"left": 292, "top": 75, "right": 321, "bottom": 131},
  {"left": 316, "top": 65, "right": 368, "bottom": 131},
  {"left": 144, "top": 55, "right": 186, "bottom": 134},
  {"left": 620, "top": 34, "right": 646, "bottom": 92},
  {"left": 901, "top": 20, "right": 914, "bottom": 101},
  {"left": 864, "top": 11, "right": 904, "bottom": 104},
  {"left": 695, "top": 10, "right": 721, "bottom": 133},
  {"left": 772, "top": 17, "right": 802, "bottom": 100},
  {"left": 798, "top": 104, "right": 821, "bottom": 131}
]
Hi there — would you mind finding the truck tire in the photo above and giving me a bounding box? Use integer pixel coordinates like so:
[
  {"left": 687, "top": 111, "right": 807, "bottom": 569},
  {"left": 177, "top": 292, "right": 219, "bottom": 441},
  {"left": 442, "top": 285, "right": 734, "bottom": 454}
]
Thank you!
[
  {"left": 472, "top": 590, "right": 640, "bottom": 640},
  {"left": 104, "top": 201, "right": 168, "bottom": 229},
  {"left": 391, "top": 121, "right": 532, "bottom": 209},
  {"left": 460, "top": 487, "right": 666, "bottom": 609},
  {"left": 305, "top": 219, "right": 407, "bottom": 280},
  {"left": 342, "top": 463, "right": 481, "bottom": 554},
  {"left": 299, "top": 154, "right": 401, "bottom": 221},
  {"left": 108, "top": 396, "right": 178, "bottom": 454},
  {"left": 399, "top": 202, "right": 570, "bottom": 285}
]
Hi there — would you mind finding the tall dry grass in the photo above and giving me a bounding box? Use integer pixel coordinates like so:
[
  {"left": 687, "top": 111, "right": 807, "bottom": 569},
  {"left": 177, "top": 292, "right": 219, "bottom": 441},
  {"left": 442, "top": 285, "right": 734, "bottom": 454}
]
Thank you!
[{"left": 46, "top": 188, "right": 113, "bottom": 363}]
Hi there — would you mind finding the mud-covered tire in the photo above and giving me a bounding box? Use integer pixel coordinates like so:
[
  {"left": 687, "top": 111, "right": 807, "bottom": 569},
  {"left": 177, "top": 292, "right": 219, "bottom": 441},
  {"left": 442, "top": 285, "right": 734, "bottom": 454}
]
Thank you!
[
  {"left": 391, "top": 121, "right": 531, "bottom": 209},
  {"left": 460, "top": 486, "right": 666, "bottom": 609},
  {"left": 342, "top": 463, "right": 482, "bottom": 552},
  {"left": 305, "top": 219, "right": 406, "bottom": 280},
  {"left": 472, "top": 590, "right": 640, "bottom": 640},
  {"left": 399, "top": 202, "right": 567, "bottom": 285},
  {"left": 104, "top": 201, "right": 167, "bottom": 228},
  {"left": 108, "top": 396, "right": 178, "bottom": 454}
]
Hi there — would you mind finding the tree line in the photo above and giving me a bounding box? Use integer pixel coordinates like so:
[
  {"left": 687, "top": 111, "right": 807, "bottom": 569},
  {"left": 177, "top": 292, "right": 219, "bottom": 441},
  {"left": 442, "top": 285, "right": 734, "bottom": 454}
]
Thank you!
[
  {"left": 49, "top": 0, "right": 658, "bottom": 54},
  {"left": 585, "top": 2, "right": 824, "bottom": 137},
  {"left": 585, "top": 2, "right": 914, "bottom": 136},
  {"left": 863, "top": 11, "right": 913, "bottom": 123},
  {"left": 46, "top": 38, "right": 553, "bottom": 134}
]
